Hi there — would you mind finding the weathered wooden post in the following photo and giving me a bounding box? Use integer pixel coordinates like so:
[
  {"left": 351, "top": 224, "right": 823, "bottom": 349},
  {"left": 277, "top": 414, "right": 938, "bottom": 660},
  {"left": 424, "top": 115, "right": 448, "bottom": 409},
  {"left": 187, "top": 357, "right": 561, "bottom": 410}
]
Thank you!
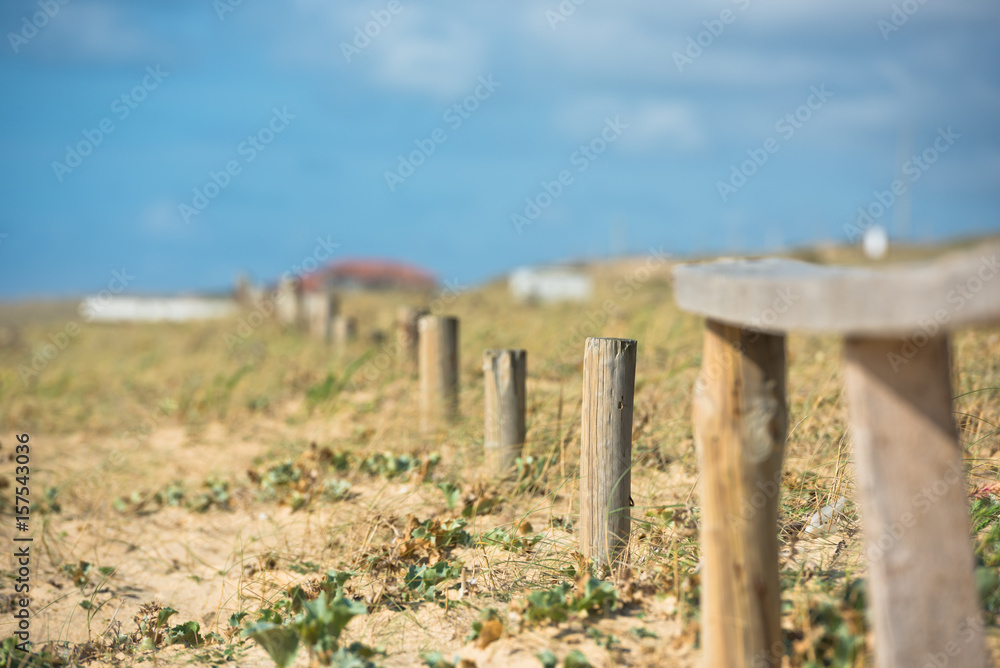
[
  {"left": 396, "top": 306, "right": 424, "bottom": 368},
  {"left": 418, "top": 315, "right": 459, "bottom": 433},
  {"left": 580, "top": 337, "right": 637, "bottom": 566},
  {"left": 844, "top": 335, "right": 984, "bottom": 668},
  {"left": 693, "top": 322, "right": 787, "bottom": 668},
  {"left": 247, "top": 284, "right": 265, "bottom": 308},
  {"left": 276, "top": 276, "right": 299, "bottom": 328},
  {"left": 483, "top": 349, "right": 527, "bottom": 472},
  {"left": 331, "top": 315, "right": 357, "bottom": 346},
  {"left": 305, "top": 291, "right": 339, "bottom": 341},
  {"left": 671, "top": 246, "right": 1000, "bottom": 668},
  {"left": 234, "top": 273, "right": 251, "bottom": 306}
]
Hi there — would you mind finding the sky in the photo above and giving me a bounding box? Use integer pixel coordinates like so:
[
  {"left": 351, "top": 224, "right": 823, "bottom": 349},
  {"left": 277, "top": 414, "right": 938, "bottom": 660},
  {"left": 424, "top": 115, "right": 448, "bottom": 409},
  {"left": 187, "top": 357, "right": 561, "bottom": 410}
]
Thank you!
[{"left": 1, "top": 0, "right": 999, "bottom": 298}]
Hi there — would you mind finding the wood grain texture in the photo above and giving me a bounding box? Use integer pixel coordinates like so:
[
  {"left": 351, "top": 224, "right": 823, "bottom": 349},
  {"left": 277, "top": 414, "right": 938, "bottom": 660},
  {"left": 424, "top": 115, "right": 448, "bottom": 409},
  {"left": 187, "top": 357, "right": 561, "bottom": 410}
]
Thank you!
[
  {"left": 483, "top": 349, "right": 527, "bottom": 473},
  {"left": 673, "top": 241, "right": 1000, "bottom": 335},
  {"left": 418, "top": 315, "right": 459, "bottom": 433},
  {"left": 580, "top": 337, "right": 637, "bottom": 566},
  {"left": 843, "top": 335, "right": 985, "bottom": 668},
  {"left": 693, "top": 321, "right": 787, "bottom": 668}
]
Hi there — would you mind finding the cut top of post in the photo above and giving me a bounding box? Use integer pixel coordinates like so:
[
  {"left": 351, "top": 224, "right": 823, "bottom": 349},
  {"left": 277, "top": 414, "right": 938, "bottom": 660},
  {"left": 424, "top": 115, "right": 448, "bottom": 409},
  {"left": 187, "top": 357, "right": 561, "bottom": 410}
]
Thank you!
[{"left": 672, "top": 242, "right": 1000, "bottom": 336}]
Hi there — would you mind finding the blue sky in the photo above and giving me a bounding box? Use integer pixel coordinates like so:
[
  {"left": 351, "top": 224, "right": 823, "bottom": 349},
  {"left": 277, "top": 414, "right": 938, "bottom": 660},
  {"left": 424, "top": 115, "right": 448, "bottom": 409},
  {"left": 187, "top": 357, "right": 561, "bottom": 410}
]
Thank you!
[{"left": 1, "top": 0, "right": 999, "bottom": 298}]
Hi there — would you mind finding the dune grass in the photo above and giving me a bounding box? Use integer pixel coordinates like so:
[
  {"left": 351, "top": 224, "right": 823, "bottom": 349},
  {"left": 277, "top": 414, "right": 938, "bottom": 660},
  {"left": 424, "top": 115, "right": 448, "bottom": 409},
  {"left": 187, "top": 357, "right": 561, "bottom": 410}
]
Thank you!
[{"left": 0, "top": 253, "right": 999, "bottom": 667}]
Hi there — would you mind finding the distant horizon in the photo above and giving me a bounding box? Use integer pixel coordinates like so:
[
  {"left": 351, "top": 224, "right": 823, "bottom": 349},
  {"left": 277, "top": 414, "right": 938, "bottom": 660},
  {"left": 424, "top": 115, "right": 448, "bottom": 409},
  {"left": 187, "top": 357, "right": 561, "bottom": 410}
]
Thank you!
[{"left": 4, "top": 228, "right": 996, "bottom": 303}]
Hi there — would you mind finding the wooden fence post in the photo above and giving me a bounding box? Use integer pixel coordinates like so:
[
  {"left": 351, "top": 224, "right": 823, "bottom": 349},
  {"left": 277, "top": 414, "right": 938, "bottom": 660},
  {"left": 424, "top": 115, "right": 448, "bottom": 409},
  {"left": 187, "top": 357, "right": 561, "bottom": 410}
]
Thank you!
[
  {"left": 331, "top": 315, "right": 357, "bottom": 346},
  {"left": 693, "top": 321, "right": 786, "bottom": 668},
  {"left": 306, "top": 292, "right": 339, "bottom": 342},
  {"left": 580, "top": 337, "right": 637, "bottom": 566},
  {"left": 843, "top": 335, "right": 985, "bottom": 668},
  {"left": 419, "top": 315, "right": 459, "bottom": 433},
  {"left": 483, "top": 349, "right": 527, "bottom": 473},
  {"left": 396, "top": 306, "right": 424, "bottom": 368},
  {"left": 276, "top": 277, "right": 299, "bottom": 328},
  {"left": 234, "top": 273, "right": 251, "bottom": 306}
]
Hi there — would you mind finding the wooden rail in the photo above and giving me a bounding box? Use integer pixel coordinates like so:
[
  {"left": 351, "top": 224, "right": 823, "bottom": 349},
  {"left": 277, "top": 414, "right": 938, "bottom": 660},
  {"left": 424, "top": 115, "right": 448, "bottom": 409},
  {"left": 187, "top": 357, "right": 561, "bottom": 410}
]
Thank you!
[{"left": 673, "top": 243, "right": 999, "bottom": 668}]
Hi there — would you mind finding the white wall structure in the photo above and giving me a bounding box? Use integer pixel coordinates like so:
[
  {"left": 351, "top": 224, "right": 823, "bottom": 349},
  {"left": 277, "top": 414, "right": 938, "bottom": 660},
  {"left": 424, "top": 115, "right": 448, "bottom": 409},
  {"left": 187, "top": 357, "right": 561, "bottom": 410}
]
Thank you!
[
  {"left": 509, "top": 267, "right": 593, "bottom": 303},
  {"left": 79, "top": 296, "right": 239, "bottom": 322}
]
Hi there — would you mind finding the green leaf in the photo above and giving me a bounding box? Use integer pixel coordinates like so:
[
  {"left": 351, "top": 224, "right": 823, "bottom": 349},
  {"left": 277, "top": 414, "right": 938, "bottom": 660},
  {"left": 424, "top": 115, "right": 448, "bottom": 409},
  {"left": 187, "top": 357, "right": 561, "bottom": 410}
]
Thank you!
[
  {"left": 256, "top": 607, "right": 283, "bottom": 625},
  {"left": 294, "top": 591, "right": 367, "bottom": 653},
  {"left": 421, "top": 651, "right": 456, "bottom": 668},
  {"left": 326, "top": 590, "right": 368, "bottom": 639},
  {"left": 157, "top": 606, "right": 179, "bottom": 628},
  {"left": 571, "top": 577, "right": 618, "bottom": 615},
  {"left": 325, "top": 569, "right": 356, "bottom": 593},
  {"left": 228, "top": 611, "right": 249, "bottom": 628},
  {"left": 437, "top": 482, "right": 462, "bottom": 510},
  {"left": 244, "top": 622, "right": 300, "bottom": 668},
  {"left": 167, "top": 620, "right": 204, "bottom": 646},
  {"left": 563, "top": 649, "right": 592, "bottom": 668},
  {"left": 404, "top": 562, "right": 462, "bottom": 601},
  {"left": 630, "top": 626, "right": 658, "bottom": 639},
  {"left": 535, "top": 649, "right": 558, "bottom": 668}
]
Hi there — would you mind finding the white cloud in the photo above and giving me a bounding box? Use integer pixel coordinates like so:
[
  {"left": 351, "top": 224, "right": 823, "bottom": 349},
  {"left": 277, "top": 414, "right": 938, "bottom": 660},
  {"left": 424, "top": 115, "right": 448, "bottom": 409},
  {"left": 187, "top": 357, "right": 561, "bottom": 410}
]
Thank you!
[
  {"left": 623, "top": 101, "right": 706, "bottom": 152},
  {"left": 370, "top": 11, "right": 487, "bottom": 100},
  {"left": 282, "top": 2, "right": 488, "bottom": 100},
  {"left": 554, "top": 96, "right": 705, "bottom": 153}
]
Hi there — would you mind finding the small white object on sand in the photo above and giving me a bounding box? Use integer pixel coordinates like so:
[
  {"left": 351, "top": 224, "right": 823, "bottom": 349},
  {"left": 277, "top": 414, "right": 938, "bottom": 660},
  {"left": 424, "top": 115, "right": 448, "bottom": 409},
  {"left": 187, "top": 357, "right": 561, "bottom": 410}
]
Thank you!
[{"left": 804, "top": 496, "right": 847, "bottom": 535}]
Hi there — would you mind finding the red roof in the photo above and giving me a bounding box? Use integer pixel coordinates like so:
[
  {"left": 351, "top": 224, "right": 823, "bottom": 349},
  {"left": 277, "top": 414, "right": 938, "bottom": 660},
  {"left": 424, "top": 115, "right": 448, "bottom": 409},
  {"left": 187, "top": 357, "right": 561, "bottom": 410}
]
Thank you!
[{"left": 300, "top": 259, "right": 437, "bottom": 292}]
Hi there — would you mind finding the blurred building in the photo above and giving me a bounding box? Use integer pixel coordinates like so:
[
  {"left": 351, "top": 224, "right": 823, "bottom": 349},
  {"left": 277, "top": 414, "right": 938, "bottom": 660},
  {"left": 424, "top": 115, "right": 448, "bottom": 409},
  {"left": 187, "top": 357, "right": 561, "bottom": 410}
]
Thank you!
[
  {"left": 509, "top": 266, "right": 593, "bottom": 303},
  {"left": 78, "top": 296, "right": 238, "bottom": 322},
  {"left": 300, "top": 259, "right": 437, "bottom": 293}
]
